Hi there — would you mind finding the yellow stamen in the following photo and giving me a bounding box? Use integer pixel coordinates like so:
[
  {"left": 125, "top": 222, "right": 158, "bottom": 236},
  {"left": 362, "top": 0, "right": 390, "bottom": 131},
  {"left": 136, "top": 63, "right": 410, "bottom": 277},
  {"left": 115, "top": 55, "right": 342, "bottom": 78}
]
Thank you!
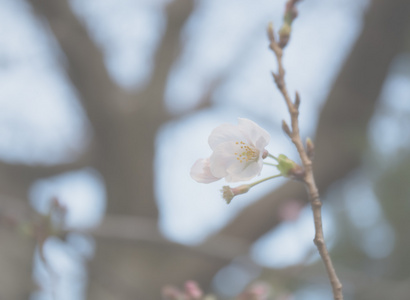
[{"left": 234, "top": 141, "right": 259, "bottom": 163}]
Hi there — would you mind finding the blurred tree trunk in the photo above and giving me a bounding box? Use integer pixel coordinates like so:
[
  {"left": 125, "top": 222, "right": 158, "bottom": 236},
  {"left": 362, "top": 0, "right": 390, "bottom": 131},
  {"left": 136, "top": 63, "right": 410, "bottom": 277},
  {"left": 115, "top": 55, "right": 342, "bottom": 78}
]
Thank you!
[
  {"left": 0, "top": 0, "right": 409, "bottom": 299},
  {"left": 0, "top": 198, "right": 36, "bottom": 300},
  {"left": 27, "top": 0, "right": 195, "bottom": 299},
  {"left": 0, "top": 228, "right": 35, "bottom": 299}
]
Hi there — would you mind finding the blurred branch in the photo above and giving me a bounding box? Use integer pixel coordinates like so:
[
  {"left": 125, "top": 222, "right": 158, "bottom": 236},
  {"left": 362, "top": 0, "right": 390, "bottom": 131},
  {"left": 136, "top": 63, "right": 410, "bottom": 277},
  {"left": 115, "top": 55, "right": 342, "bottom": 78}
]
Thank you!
[
  {"left": 0, "top": 151, "right": 92, "bottom": 207},
  {"left": 136, "top": 0, "right": 194, "bottom": 118},
  {"left": 27, "top": 0, "right": 131, "bottom": 148},
  {"left": 0, "top": 205, "right": 249, "bottom": 263},
  {"left": 82, "top": 214, "right": 250, "bottom": 262},
  {"left": 0, "top": 154, "right": 92, "bottom": 185}
]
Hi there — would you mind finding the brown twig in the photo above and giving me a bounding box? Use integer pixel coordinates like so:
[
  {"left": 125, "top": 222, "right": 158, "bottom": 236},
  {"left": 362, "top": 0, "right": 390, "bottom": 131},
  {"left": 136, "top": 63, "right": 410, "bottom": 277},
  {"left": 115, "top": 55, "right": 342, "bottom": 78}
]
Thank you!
[{"left": 268, "top": 8, "right": 343, "bottom": 300}]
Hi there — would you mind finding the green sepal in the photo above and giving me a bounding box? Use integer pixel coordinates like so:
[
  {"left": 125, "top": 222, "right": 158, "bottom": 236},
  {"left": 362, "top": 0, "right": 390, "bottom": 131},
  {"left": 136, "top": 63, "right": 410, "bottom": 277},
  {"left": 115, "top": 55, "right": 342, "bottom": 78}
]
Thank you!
[{"left": 276, "top": 154, "right": 297, "bottom": 177}]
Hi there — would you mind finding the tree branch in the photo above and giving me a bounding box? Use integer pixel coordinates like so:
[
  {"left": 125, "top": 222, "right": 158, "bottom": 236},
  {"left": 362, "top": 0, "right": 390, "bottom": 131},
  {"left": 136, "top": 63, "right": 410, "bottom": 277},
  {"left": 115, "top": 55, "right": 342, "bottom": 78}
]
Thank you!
[
  {"left": 198, "top": 0, "right": 410, "bottom": 294},
  {"left": 268, "top": 2, "right": 342, "bottom": 297}
]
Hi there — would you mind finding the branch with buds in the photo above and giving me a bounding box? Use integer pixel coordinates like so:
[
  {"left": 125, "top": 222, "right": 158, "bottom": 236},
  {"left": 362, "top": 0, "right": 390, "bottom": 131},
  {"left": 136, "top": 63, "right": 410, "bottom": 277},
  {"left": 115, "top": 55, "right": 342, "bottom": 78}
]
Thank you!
[
  {"left": 189, "top": 1, "right": 343, "bottom": 298},
  {"left": 267, "top": 1, "right": 343, "bottom": 299}
]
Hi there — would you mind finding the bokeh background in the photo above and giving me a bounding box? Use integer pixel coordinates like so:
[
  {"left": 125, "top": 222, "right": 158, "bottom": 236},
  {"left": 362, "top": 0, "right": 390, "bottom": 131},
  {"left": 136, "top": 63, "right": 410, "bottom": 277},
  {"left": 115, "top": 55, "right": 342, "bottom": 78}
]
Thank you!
[{"left": 1, "top": 0, "right": 410, "bottom": 299}]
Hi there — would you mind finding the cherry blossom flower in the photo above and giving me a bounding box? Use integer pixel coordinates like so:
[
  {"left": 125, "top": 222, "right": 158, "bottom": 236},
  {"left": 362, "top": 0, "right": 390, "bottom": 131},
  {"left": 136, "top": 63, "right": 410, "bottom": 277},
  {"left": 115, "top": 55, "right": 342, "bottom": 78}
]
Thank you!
[{"left": 190, "top": 118, "right": 270, "bottom": 183}]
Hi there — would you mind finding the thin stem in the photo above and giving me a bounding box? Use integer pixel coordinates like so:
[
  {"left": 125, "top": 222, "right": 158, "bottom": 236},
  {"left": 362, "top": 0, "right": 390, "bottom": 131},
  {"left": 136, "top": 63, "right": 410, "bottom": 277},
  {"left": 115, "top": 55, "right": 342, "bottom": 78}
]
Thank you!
[
  {"left": 249, "top": 174, "right": 282, "bottom": 188},
  {"left": 263, "top": 162, "right": 278, "bottom": 167},
  {"left": 269, "top": 23, "right": 343, "bottom": 300},
  {"left": 268, "top": 153, "right": 279, "bottom": 161}
]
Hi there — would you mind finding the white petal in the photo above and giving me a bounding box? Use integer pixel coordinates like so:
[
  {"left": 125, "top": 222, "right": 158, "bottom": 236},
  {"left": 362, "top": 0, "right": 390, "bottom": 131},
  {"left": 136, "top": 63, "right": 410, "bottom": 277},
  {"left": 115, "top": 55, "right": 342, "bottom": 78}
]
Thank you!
[
  {"left": 226, "top": 158, "right": 263, "bottom": 182},
  {"left": 208, "top": 123, "right": 246, "bottom": 150},
  {"left": 190, "top": 158, "right": 220, "bottom": 183},
  {"left": 209, "top": 142, "right": 239, "bottom": 178},
  {"left": 237, "top": 118, "right": 270, "bottom": 150},
  {"left": 210, "top": 141, "right": 263, "bottom": 182}
]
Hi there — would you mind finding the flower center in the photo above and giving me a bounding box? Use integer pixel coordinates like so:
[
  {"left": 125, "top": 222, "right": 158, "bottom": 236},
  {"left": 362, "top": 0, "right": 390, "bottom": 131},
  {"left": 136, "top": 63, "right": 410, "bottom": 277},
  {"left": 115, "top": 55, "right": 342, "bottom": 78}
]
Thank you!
[{"left": 234, "top": 141, "right": 259, "bottom": 163}]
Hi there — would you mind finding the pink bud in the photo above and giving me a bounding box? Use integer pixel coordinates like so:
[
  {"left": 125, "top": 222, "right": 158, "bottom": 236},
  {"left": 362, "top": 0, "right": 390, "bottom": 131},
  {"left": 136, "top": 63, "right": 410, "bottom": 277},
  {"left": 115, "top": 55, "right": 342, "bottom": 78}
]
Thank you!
[
  {"left": 184, "top": 281, "right": 203, "bottom": 299},
  {"left": 262, "top": 149, "right": 269, "bottom": 159}
]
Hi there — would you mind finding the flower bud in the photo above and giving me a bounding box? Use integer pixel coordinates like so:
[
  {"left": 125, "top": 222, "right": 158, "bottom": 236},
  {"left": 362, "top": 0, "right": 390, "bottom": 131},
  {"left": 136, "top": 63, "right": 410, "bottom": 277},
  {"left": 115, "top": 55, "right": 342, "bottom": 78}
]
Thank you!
[
  {"left": 306, "top": 137, "right": 314, "bottom": 160},
  {"left": 262, "top": 149, "right": 269, "bottom": 159},
  {"left": 221, "top": 185, "right": 251, "bottom": 204},
  {"left": 279, "top": 23, "right": 291, "bottom": 48},
  {"left": 267, "top": 22, "right": 275, "bottom": 43},
  {"left": 285, "top": 0, "right": 299, "bottom": 22},
  {"left": 184, "top": 281, "right": 203, "bottom": 299},
  {"left": 281, "top": 120, "right": 292, "bottom": 137},
  {"left": 294, "top": 91, "right": 300, "bottom": 109}
]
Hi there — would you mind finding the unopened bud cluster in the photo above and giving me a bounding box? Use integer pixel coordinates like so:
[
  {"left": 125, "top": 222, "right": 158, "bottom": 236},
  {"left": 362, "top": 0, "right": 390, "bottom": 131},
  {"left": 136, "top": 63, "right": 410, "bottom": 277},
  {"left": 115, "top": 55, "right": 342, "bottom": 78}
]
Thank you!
[{"left": 267, "top": 0, "right": 300, "bottom": 48}]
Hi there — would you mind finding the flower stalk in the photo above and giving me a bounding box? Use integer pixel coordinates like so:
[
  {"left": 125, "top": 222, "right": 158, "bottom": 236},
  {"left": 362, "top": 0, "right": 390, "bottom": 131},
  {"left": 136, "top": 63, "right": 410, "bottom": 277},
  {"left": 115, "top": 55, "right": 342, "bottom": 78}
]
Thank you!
[{"left": 222, "top": 174, "right": 282, "bottom": 204}]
